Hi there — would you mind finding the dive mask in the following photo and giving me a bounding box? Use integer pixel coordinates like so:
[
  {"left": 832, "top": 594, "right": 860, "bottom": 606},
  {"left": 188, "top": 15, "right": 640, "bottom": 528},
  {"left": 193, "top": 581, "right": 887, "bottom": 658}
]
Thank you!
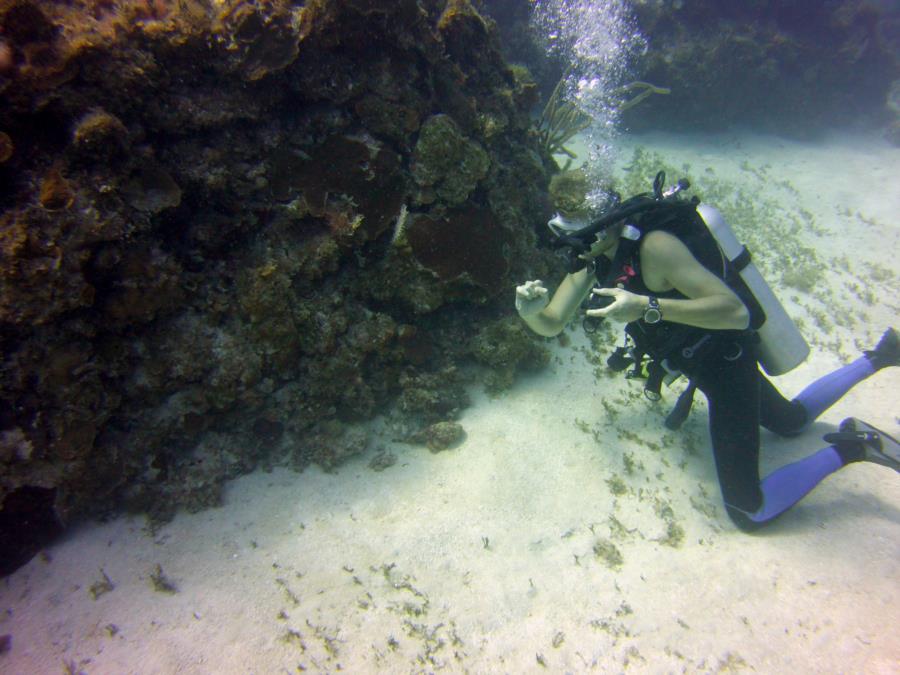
[{"left": 547, "top": 212, "right": 591, "bottom": 237}]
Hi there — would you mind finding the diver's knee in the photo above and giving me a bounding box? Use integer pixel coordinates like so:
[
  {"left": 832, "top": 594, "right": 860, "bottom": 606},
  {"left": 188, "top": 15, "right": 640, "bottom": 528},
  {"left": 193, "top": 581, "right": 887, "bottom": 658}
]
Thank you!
[
  {"left": 771, "top": 401, "right": 809, "bottom": 437},
  {"left": 726, "top": 506, "right": 765, "bottom": 533}
]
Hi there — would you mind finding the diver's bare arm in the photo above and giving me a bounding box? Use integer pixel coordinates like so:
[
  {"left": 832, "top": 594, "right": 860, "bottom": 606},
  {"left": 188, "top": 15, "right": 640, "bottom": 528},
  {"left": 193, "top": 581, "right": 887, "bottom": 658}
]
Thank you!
[
  {"left": 518, "top": 267, "right": 595, "bottom": 337},
  {"left": 588, "top": 231, "right": 749, "bottom": 330},
  {"left": 651, "top": 233, "right": 749, "bottom": 329},
  {"left": 656, "top": 293, "right": 749, "bottom": 330}
]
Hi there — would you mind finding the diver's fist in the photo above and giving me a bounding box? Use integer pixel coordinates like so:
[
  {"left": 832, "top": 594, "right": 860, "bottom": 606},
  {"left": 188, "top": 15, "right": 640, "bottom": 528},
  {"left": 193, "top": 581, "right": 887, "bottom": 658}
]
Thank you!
[{"left": 515, "top": 280, "right": 549, "bottom": 317}]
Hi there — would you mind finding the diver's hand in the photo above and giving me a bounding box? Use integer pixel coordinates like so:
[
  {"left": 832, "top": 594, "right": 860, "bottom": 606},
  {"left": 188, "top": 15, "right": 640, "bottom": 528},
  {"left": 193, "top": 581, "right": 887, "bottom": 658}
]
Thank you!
[
  {"left": 585, "top": 288, "right": 647, "bottom": 323},
  {"left": 515, "top": 280, "right": 550, "bottom": 317}
]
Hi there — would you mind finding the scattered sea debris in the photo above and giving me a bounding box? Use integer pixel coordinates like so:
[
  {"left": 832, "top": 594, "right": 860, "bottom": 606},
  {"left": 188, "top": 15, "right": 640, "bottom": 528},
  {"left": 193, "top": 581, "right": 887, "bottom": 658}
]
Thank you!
[
  {"left": 606, "top": 475, "right": 628, "bottom": 496},
  {"left": 149, "top": 564, "right": 178, "bottom": 594},
  {"left": 62, "top": 658, "right": 87, "bottom": 675},
  {"left": 593, "top": 538, "right": 624, "bottom": 569},
  {"left": 623, "top": 645, "right": 646, "bottom": 668},
  {"left": 305, "top": 619, "right": 341, "bottom": 659},
  {"left": 608, "top": 515, "right": 636, "bottom": 541},
  {"left": 275, "top": 577, "right": 300, "bottom": 607},
  {"left": 655, "top": 499, "right": 686, "bottom": 548},
  {"left": 716, "top": 651, "right": 749, "bottom": 671},
  {"left": 88, "top": 568, "right": 115, "bottom": 600},
  {"left": 279, "top": 628, "right": 306, "bottom": 651}
]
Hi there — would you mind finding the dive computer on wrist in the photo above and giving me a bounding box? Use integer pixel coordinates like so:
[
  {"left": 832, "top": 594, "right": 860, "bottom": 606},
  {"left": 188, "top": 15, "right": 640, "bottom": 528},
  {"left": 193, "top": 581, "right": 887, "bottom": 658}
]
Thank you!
[{"left": 644, "top": 296, "right": 662, "bottom": 324}]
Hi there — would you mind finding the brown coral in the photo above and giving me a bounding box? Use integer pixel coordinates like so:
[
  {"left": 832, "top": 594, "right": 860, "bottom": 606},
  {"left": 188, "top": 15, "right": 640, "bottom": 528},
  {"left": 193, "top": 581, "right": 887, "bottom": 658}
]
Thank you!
[
  {"left": 71, "top": 109, "right": 129, "bottom": 159},
  {"left": 0, "top": 208, "right": 96, "bottom": 326},
  {"left": 122, "top": 165, "right": 182, "bottom": 213},
  {"left": 405, "top": 207, "right": 510, "bottom": 293},
  {"left": 39, "top": 163, "right": 74, "bottom": 211},
  {"left": 215, "top": 1, "right": 302, "bottom": 81},
  {"left": 98, "top": 246, "right": 185, "bottom": 325},
  {"left": 0, "top": 38, "right": 13, "bottom": 73},
  {"left": 0, "top": 0, "right": 74, "bottom": 88},
  {"left": 0, "top": 0, "right": 58, "bottom": 45},
  {"left": 0, "top": 132, "right": 12, "bottom": 163},
  {"left": 269, "top": 134, "right": 405, "bottom": 243}
]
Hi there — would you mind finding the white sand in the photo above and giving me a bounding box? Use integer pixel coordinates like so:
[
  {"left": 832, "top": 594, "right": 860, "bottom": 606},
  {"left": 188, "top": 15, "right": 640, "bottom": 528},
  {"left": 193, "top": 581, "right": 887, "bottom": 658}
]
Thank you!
[{"left": 2, "top": 131, "right": 899, "bottom": 674}]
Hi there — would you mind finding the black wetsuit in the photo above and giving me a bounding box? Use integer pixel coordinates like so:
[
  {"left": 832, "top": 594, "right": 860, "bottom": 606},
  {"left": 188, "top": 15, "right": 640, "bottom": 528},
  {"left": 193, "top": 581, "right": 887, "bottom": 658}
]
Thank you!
[{"left": 622, "top": 254, "right": 808, "bottom": 531}]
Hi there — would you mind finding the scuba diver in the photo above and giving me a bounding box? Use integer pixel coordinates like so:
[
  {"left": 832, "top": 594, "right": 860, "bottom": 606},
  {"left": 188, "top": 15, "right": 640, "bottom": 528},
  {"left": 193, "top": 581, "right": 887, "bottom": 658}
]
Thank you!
[{"left": 515, "top": 172, "right": 900, "bottom": 531}]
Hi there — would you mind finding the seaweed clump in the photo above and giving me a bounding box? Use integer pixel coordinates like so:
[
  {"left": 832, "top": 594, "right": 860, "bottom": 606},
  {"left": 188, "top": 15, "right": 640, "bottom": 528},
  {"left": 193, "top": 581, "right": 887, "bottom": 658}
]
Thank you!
[{"left": 593, "top": 538, "right": 624, "bottom": 569}]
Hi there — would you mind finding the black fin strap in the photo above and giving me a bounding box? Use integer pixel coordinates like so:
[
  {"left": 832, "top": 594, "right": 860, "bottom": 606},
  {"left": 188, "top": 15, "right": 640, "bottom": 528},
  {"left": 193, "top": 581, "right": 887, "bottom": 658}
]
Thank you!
[
  {"left": 665, "top": 380, "right": 697, "bottom": 431},
  {"left": 823, "top": 430, "right": 878, "bottom": 446}
]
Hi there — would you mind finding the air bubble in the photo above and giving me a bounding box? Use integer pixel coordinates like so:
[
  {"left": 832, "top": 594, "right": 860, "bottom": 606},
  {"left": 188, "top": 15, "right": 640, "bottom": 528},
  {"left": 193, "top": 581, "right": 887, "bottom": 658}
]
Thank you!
[{"left": 531, "top": 0, "right": 646, "bottom": 202}]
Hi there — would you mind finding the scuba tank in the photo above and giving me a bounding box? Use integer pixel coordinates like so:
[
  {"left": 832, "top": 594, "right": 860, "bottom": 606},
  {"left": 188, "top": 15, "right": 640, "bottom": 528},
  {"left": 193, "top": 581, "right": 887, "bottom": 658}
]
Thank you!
[{"left": 695, "top": 203, "right": 809, "bottom": 375}]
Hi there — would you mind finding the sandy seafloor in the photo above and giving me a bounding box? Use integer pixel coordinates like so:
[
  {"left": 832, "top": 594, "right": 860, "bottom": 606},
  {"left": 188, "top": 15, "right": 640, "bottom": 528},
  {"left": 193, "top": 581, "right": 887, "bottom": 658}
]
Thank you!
[{"left": 2, "top": 130, "right": 899, "bottom": 674}]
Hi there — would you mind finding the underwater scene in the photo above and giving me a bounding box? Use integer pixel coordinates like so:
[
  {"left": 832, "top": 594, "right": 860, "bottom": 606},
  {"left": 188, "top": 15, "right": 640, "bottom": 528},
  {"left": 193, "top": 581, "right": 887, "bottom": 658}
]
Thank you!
[{"left": 1, "top": 0, "right": 898, "bottom": 672}]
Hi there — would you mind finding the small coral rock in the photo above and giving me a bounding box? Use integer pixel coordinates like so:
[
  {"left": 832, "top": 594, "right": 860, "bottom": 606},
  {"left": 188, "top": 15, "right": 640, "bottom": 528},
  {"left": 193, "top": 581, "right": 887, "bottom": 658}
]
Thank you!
[
  {"left": 122, "top": 165, "right": 182, "bottom": 213},
  {"left": 469, "top": 317, "right": 550, "bottom": 393},
  {"left": 419, "top": 421, "right": 466, "bottom": 453},
  {"left": 72, "top": 109, "right": 129, "bottom": 159}
]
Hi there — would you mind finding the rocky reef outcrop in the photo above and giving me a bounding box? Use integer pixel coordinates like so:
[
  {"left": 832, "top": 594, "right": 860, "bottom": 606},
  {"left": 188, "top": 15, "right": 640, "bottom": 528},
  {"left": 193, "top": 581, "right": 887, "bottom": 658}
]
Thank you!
[
  {"left": 0, "top": 0, "right": 560, "bottom": 573},
  {"left": 480, "top": 0, "right": 900, "bottom": 139},
  {"left": 624, "top": 0, "right": 900, "bottom": 137}
]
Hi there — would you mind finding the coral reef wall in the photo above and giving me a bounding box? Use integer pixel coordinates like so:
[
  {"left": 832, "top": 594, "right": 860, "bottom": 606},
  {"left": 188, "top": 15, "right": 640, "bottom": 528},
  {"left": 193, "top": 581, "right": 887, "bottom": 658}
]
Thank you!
[{"left": 0, "top": 0, "right": 558, "bottom": 573}]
